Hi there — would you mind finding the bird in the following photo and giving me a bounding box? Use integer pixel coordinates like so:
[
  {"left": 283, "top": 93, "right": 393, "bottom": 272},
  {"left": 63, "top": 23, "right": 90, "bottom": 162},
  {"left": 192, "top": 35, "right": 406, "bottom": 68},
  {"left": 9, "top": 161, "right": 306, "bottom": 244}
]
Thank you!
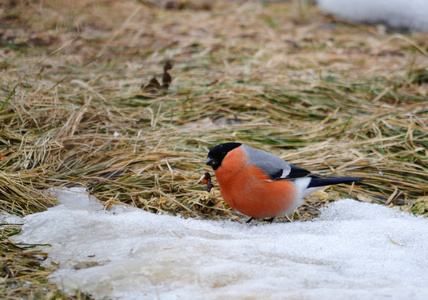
[{"left": 206, "top": 142, "right": 362, "bottom": 223}]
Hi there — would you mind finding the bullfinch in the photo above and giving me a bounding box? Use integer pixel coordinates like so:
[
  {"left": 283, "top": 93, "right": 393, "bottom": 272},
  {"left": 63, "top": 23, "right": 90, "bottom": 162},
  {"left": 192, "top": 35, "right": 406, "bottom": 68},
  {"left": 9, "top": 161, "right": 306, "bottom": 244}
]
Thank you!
[{"left": 206, "top": 142, "right": 362, "bottom": 222}]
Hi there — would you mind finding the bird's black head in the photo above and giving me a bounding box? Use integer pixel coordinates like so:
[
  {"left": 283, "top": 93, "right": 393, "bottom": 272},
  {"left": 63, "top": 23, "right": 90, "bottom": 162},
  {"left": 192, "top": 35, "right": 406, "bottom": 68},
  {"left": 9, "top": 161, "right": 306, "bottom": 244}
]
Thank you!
[{"left": 206, "top": 142, "right": 242, "bottom": 170}]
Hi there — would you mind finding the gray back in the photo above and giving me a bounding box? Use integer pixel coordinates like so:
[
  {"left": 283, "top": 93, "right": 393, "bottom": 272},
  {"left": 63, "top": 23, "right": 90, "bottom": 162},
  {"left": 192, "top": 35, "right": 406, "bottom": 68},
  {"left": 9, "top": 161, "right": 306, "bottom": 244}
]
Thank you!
[{"left": 242, "top": 144, "right": 291, "bottom": 178}]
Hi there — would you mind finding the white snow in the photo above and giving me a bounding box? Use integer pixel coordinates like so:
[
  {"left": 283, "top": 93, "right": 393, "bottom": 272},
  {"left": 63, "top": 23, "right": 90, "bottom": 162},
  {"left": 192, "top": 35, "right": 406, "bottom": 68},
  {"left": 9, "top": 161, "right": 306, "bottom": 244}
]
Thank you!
[
  {"left": 317, "top": 0, "right": 428, "bottom": 32},
  {"left": 0, "top": 212, "right": 23, "bottom": 225},
  {"left": 12, "top": 187, "right": 428, "bottom": 299}
]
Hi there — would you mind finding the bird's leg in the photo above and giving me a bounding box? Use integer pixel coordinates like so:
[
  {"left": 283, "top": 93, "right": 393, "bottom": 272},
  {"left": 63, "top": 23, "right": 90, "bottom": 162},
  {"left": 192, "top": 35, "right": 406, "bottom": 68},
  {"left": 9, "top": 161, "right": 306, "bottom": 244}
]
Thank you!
[
  {"left": 246, "top": 217, "right": 254, "bottom": 223},
  {"left": 266, "top": 217, "right": 275, "bottom": 223}
]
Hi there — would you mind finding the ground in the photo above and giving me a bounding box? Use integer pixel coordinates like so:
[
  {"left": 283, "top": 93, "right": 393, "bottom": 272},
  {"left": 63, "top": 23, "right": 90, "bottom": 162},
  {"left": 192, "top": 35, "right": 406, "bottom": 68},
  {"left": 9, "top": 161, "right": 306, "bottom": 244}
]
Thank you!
[{"left": 0, "top": 0, "right": 427, "bottom": 298}]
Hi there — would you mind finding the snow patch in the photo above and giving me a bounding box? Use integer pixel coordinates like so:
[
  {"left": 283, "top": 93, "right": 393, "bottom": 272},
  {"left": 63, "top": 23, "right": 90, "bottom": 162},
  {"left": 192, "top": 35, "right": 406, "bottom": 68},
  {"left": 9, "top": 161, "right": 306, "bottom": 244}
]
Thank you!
[
  {"left": 13, "top": 187, "right": 428, "bottom": 299},
  {"left": 317, "top": 0, "right": 428, "bottom": 32}
]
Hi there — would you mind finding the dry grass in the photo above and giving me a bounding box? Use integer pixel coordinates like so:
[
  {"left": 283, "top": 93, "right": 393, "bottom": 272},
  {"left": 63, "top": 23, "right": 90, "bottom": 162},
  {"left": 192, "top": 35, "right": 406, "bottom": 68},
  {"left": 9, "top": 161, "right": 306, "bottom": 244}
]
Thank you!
[{"left": 0, "top": 0, "right": 427, "bottom": 298}]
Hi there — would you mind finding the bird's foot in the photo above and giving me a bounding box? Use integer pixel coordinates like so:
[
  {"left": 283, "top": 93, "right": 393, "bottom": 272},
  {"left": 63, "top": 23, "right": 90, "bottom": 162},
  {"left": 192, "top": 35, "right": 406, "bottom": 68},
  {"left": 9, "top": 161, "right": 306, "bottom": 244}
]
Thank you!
[{"left": 245, "top": 217, "right": 275, "bottom": 224}]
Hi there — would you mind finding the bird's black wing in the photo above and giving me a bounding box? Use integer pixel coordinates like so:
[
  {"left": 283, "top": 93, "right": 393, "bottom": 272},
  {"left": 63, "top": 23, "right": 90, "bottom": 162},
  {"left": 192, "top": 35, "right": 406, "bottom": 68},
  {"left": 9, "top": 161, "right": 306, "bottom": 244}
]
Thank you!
[{"left": 269, "top": 164, "right": 314, "bottom": 181}]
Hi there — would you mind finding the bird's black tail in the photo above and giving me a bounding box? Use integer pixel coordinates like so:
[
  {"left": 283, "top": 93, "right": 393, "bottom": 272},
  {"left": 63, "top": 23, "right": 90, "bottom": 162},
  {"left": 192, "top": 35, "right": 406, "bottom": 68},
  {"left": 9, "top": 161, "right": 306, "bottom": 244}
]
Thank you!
[{"left": 308, "top": 177, "right": 362, "bottom": 188}]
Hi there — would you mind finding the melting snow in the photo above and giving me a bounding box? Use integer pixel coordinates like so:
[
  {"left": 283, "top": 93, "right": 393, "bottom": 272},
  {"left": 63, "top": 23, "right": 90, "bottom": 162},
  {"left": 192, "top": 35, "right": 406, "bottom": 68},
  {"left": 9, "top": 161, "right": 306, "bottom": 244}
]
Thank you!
[
  {"left": 9, "top": 187, "right": 428, "bottom": 299},
  {"left": 317, "top": 0, "right": 428, "bottom": 32}
]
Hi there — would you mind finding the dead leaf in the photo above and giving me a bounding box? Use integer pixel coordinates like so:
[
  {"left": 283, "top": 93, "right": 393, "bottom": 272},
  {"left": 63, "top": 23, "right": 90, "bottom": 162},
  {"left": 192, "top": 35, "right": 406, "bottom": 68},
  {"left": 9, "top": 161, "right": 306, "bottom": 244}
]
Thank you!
[
  {"left": 141, "top": 77, "right": 161, "bottom": 93},
  {"left": 203, "top": 172, "right": 214, "bottom": 192}
]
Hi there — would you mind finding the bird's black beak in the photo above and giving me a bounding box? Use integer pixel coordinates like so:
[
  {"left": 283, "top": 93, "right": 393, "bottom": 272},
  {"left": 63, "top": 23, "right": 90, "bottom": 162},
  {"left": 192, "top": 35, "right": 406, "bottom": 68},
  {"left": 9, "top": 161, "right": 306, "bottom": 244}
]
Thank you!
[
  {"left": 206, "top": 157, "right": 214, "bottom": 166},
  {"left": 206, "top": 157, "right": 219, "bottom": 170}
]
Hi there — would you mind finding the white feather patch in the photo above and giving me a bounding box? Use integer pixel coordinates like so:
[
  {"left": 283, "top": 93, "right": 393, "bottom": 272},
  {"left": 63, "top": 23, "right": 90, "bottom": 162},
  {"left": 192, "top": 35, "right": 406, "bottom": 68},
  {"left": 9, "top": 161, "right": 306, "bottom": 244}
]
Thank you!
[{"left": 280, "top": 168, "right": 290, "bottom": 178}]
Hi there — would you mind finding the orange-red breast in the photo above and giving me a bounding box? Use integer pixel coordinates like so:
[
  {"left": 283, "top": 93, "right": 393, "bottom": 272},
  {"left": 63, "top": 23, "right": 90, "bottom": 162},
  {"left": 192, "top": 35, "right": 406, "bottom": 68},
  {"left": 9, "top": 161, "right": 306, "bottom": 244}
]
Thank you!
[{"left": 206, "top": 142, "right": 362, "bottom": 222}]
